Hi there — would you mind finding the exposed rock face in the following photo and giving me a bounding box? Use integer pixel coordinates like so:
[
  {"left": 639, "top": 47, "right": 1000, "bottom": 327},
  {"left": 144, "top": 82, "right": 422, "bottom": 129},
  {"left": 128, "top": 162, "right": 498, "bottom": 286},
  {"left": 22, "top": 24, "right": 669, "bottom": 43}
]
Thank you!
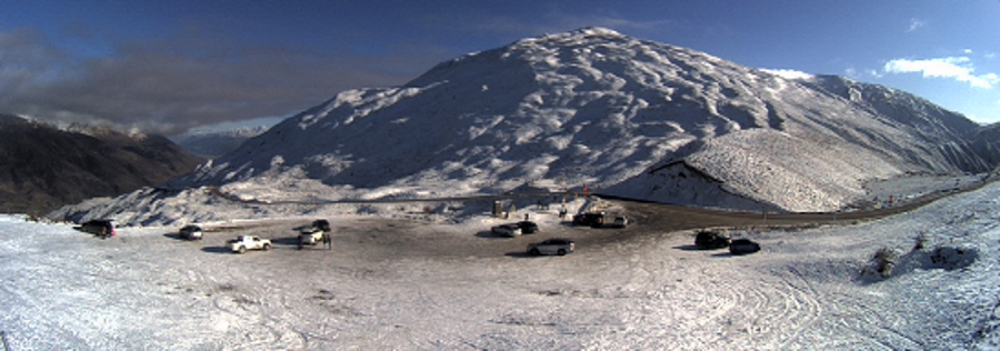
[{"left": 0, "top": 114, "right": 203, "bottom": 215}]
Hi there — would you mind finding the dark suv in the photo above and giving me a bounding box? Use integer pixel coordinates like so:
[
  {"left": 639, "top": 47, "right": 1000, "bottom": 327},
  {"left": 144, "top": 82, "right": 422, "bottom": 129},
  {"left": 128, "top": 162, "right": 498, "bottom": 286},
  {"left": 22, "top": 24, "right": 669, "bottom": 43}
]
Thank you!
[
  {"left": 81, "top": 219, "right": 116, "bottom": 239},
  {"left": 516, "top": 221, "right": 539, "bottom": 234},
  {"left": 572, "top": 212, "right": 605, "bottom": 228},
  {"left": 312, "top": 219, "right": 331, "bottom": 232}
]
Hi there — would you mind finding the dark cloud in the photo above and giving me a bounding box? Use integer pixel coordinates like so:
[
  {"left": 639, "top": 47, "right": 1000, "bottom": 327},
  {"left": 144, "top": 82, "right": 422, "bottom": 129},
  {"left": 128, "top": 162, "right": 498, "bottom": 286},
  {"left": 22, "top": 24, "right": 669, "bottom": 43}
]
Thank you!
[{"left": 0, "top": 28, "right": 440, "bottom": 136}]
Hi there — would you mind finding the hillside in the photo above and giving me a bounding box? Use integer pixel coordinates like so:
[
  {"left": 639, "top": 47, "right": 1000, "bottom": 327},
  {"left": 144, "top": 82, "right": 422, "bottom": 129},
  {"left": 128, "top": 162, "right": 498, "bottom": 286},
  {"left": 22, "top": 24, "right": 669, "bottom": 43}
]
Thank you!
[
  {"left": 52, "top": 28, "right": 998, "bottom": 224},
  {"left": 970, "top": 122, "right": 1000, "bottom": 169},
  {"left": 0, "top": 114, "right": 203, "bottom": 215}
]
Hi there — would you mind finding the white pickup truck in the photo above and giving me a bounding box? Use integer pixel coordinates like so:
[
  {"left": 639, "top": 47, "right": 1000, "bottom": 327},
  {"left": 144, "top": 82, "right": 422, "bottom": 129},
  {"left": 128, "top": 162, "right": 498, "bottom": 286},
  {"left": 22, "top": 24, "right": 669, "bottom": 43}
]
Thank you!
[{"left": 229, "top": 235, "right": 272, "bottom": 254}]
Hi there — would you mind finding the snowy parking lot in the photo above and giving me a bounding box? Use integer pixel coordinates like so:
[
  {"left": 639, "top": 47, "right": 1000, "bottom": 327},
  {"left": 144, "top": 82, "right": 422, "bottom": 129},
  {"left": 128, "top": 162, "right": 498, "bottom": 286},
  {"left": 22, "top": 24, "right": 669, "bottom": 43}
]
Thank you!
[{"left": 3, "top": 183, "right": 1000, "bottom": 349}]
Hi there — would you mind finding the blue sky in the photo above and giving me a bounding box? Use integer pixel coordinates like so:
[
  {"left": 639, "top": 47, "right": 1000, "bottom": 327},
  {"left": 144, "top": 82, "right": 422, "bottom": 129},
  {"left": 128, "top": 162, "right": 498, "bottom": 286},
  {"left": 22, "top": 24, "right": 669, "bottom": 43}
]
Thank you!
[{"left": 1, "top": 0, "right": 997, "bottom": 135}]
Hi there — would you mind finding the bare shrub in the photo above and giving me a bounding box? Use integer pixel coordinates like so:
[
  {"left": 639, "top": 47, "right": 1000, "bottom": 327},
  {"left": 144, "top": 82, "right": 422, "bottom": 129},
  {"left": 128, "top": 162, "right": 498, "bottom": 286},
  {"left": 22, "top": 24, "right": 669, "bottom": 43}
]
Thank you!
[
  {"left": 912, "top": 233, "right": 928, "bottom": 251},
  {"left": 871, "top": 247, "right": 900, "bottom": 278}
]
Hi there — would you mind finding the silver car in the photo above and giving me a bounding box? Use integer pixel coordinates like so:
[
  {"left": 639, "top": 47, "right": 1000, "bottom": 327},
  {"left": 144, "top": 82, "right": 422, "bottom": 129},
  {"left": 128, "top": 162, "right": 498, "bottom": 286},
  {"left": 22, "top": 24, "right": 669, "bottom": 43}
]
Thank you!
[{"left": 527, "top": 238, "right": 575, "bottom": 256}]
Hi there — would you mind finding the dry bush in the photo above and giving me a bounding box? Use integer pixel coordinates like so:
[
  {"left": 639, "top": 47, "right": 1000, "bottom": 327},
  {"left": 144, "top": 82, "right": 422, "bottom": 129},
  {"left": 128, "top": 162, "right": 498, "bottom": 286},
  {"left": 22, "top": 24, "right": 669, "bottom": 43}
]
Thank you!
[
  {"left": 912, "top": 233, "right": 928, "bottom": 251},
  {"left": 871, "top": 247, "right": 900, "bottom": 278}
]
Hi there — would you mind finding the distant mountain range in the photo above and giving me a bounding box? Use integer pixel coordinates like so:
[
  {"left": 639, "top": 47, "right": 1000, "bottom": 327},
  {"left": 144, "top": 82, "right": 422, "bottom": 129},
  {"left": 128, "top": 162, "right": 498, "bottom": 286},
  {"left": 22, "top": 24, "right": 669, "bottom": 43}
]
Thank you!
[
  {"left": 172, "top": 126, "right": 269, "bottom": 159},
  {"left": 0, "top": 114, "right": 203, "bottom": 215},
  {"left": 49, "top": 27, "right": 1000, "bottom": 224}
]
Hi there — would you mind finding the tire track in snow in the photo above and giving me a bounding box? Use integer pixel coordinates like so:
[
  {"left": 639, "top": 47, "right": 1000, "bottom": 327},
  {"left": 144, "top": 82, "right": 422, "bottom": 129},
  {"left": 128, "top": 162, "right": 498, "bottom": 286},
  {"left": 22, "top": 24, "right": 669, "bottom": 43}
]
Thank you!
[
  {"left": 773, "top": 266, "right": 825, "bottom": 348},
  {"left": 838, "top": 295, "right": 925, "bottom": 349},
  {"left": 203, "top": 268, "right": 292, "bottom": 350},
  {"left": 657, "top": 261, "right": 825, "bottom": 349}
]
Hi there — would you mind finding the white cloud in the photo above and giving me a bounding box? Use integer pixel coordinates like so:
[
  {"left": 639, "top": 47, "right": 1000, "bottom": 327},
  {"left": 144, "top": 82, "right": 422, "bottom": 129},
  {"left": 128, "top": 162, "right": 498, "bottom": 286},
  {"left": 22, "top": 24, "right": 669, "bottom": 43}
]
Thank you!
[
  {"left": 843, "top": 67, "right": 883, "bottom": 79},
  {"left": 762, "top": 68, "right": 814, "bottom": 80},
  {"left": 883, "top": 57, "right": 999, "bottom": 89},
  {"left": 964, "top": 49, "right": 974, "bottom": 54},
  {"left": 907, "top": 18, "right": 926, "bottom": 32}
]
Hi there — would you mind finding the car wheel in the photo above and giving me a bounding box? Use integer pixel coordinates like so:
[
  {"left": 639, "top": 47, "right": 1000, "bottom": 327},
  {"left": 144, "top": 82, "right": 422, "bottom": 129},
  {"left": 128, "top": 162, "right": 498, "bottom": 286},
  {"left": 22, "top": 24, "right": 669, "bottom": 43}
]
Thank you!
[
  {"left": 238, "top": 246, "right": 247, "bottom": 254},
  {"left": 557, "top": 249, "right": 567, "bottom": 256},
  {"left": 530, "top": 248, "right": 541, "bottom": 256},
  {"left": 263, "top": 244, "right": 271, "bottom": 251}
]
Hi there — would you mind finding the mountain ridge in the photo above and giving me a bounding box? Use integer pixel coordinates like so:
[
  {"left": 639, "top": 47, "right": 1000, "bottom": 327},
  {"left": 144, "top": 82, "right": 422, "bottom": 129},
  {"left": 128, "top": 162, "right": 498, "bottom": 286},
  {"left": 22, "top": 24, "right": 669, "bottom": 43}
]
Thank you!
[
  {"left": 54, "top": 27, "right": 1000, "bottom": 223},
  {"left": 172, "top": 126, "right": 270, "bottom": 158},
  {"left": 0, "top": 113, "right": 203, "bottom": 215}
]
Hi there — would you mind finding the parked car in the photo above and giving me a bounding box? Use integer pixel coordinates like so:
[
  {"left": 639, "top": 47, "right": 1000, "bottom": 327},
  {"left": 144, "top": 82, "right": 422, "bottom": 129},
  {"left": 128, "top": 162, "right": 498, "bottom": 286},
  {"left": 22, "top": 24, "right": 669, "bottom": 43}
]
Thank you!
[
  {"left": 491, "top": 224, "right": 522, "bottom": 237},
  {"left": 695, "top": 230, "right": 730, "bottom": 250},
  {"left": 572, "top": 212, "right": 606, "bottom": 228},
  {"left": 229, "top": 235, "right": 272, "bottom": 254},
  {"left": 527, "top": 238, "right": 576, "bottom": 256},
  {"left": 179, "top": 225, "right": 203, "bottom": 240},
  {"left": 298, "top": 227, "right": 324, "bottom": 248},
  {"left": 729, "top": 239, "right": 761, "bottom": 256},
  {"left": 80, "top": 219, "right": 115, "bottom": 239},
  {"left": 296, "top": 219, "right": 331, "bottom": 249},
  {"left": 312, "top": 219, "right": 331, "bottom": 232},
  {"left": 516, "top": 221, "right": 539, "bottom": 234},
  {"left": 607, "top": 215, "right": 629, "bottom": 228}
]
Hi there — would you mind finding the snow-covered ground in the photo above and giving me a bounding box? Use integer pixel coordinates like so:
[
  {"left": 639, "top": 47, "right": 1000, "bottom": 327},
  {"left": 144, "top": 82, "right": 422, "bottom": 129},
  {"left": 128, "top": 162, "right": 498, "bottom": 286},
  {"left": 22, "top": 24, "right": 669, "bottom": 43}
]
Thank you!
[{"left": 5, "top": 181, "right": 1000, "bottom": 349}]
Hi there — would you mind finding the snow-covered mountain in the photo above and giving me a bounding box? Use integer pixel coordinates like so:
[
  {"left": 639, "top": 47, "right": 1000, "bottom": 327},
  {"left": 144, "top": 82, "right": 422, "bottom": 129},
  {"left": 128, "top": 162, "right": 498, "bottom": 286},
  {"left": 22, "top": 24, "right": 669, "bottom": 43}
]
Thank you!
[
  {"left": 0, "top": 114, "right": 203, "bottom": 216},
  {"left": 970, "top": 122, "right": 1000, "bottom": 170},
  {"left": 172, "top": 126, "right": 269, "bottom": 159},
  {"left": 53, "top": 28, "right": 998, "bottom": 223}
]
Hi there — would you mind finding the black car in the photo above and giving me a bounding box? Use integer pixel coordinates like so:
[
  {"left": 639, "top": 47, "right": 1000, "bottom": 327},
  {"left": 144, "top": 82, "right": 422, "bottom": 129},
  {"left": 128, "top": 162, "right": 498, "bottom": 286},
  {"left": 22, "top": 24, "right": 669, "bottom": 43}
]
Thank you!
[
  {"left": 516, "top": 221, "right": 539, "bottom": 234},
  {"left": 80, "top": 219, "right": 116, "bottom": 239},
  {"left": 179, "top": 225, "right": 203, "bottom": 240},
  {"left": 312, "top": 219, "right": 331, "bottom": 232},
  {"left": 729, "top": 239, "right": 761, "bottom": 256},
  {"left": 695, "top": 230, "right": 730, "bottom": 250},
  {"left": 572, "top": 212, "right": 605, "bottom": 228},
  {"left": 491, "top": 224, "right": 522, "bottom": 237}
]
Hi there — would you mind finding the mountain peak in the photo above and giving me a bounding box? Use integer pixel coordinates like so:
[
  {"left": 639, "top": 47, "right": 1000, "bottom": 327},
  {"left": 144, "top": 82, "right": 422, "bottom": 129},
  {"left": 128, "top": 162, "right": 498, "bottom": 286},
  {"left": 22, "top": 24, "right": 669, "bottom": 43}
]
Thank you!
[
  {"left": 515, "top": 26, "right": 637, "bottom": 49},
  {"left": 511, "top": 27, "right": 625, "bottom": 46},
  {"left": 67, "top": 28, "right": 999, "bottom": 224},
  {"left": 548, "top": 26, "right": 624, "bottom": 39}
]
